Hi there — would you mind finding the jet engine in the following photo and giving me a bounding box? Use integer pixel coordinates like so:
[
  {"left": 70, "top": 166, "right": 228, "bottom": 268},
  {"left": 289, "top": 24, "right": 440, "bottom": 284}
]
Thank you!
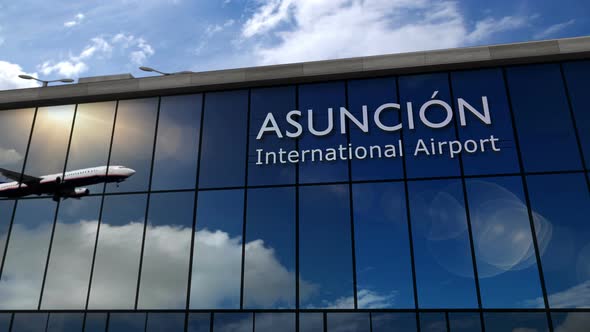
[{"left": 69, "top": 188, "right": 90, "bottom": 198}]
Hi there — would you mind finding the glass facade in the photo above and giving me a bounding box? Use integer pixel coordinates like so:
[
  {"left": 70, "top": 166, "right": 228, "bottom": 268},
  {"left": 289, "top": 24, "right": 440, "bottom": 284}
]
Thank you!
[{"left": 0, "top": 60, "right": 588, "bottom": 331}]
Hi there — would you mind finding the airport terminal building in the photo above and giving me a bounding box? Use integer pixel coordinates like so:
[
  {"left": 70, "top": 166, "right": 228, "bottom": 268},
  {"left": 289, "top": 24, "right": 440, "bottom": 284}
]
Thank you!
[{"left": 0, "top": 36, "right": 589, "bottom": 331}]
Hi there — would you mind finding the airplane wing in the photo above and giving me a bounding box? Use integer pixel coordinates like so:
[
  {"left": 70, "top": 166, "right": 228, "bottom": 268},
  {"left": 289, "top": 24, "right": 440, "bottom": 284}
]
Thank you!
[{"left": 0, "top": 168, "right": 42, "bottom": 184}]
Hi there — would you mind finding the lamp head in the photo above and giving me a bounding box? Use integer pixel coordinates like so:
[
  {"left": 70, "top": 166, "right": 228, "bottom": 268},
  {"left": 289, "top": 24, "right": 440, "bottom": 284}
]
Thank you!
[{"left": 18, "top": 74, "right": 35, "bottom": 80}]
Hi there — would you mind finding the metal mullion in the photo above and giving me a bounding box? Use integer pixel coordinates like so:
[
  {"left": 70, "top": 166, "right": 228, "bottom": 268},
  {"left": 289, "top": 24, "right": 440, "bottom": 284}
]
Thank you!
[
  {"left": 135, "top": 97, "right": 162, "bottom": 310},
  {"left": 295, "top": 85, "right": 300, "bottom": 328},
  {"left": 502, "top": 67, "right": 553, "bottom": 332},
  {"left": 240, "top": 89, "right": 252, "bottom": 309}
]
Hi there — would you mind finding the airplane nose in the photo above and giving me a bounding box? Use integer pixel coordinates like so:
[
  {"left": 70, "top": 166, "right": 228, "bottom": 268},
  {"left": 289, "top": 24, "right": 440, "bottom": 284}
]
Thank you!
[{"left": 127, "top": 169, "right": 136, "bottom": 176}]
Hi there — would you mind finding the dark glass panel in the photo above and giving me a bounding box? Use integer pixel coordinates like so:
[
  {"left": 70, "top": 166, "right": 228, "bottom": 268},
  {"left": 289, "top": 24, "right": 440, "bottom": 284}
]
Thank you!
[
  {"left": 106, "top": 98, "right": 158, "bottom": 193},
  {"left": 187, "top": 313, "right": 210, "bottom": 332},
  {"left": 199, "top": 90, "right": 249, "bottom": 188},
  {"left": 506, "top": 64, "right": 582, "bottom": 172},
  {"left": 190, "top": 189, "right": 244, "bottom": 309},
  {"left": 213, "top": 313, "right": 252, "bottom": 332},
  {"left": 146, "top": 313, "right": 185, "bottom": 332},
  {"left": 484, "top": 312, "right": 549, "bottom": 332},
  {"left": 371, "top": 313, "right": 417, "bottom": 332},
  {"left": 84, "top": 313, "right": 107, "bottom": 332},
  {"left": 244, "top": 187, "right": 295, "bottom": 309},
  {"left": 448, "top": 312, "right": 481, "bottom": 332},
  {"left": 0, "top": 198, "right": 56, "bottom": 309},
  {"left": 11, "top": 313, "right": 47, "bottom": 332},
  {"left": 527, "top": 173, "right": 590, "bottom": 308},
  {"left": 399, "top": 73, "right": 460, "bottom": 178},
  {"left": 408, "top": 179, "right": 478, "bottom": 308},
  {"left": 327, "top": 313, "right": 370, "bottom": 332},
  {"left": 451, "top": 69, "right": 519, "bottom": 175},
  {"left": 41, "top": 196, "right": 101, "bottom": 309},
  {"left": 108, "top": 313, "right": 146, "bottom": 332},
  {"left": 563, "top": 61, "right": 590, "bottom": 166},
  {"left": 419, "top": 313, "right": 447, "bottom": 332},
  {"left": 65, "top": 102, "right": 116, "bottom": 193},
  {"left": 46, "top": 313, "right": 83, "bottom": 332},
  {"left": 151, "top": 94, "right": 202, "bottom": 191},
  {"left": 348, "top": 77, "right": 403, "bottom": 181},
  {"left": 298, "top": 82, "right": 348, "bottom": 183},
  {"left": 0, "top": 200, "right": 15, "bottom": 270},
  {"left": 352, "top": 182, "right": 414, "bottom": 308},
  {"left": 87, "top": 194, "right": 147, "bottom": 309},
  {"left": 138, "top": 192, "right": 193, "bottom": 309},
  {"left": 255, "top": 313, "right": 295, "bottom": 332},
  {"left": 248, "top": 86, "right": 296, "bottom": 185},
  {"left": 466, "top": 177, "right": 544, "bottom": 308},
  {"left": 551, "top": 312, "right": 590, "bottom": 332},
  {"left": 299, "top": 313, "right": 323, "bottom": 332},
  {"left": 299, "top": 184, "right": 353, "bottom": 308},
  {"left": 0, "top": 313, "right": 10, "bottom": 332}
]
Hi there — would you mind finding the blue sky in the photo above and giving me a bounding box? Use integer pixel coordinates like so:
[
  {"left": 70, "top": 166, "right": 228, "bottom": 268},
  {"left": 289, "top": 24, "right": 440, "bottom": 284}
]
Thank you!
[{"left": 0, "top": 0, "right": 588, "bottom": 90}]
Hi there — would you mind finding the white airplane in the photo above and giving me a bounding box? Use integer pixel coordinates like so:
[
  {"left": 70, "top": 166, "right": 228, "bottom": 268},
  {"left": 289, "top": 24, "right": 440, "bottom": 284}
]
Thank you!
[{"left": 0, "top": 166, "right": 135, "bottom": 201}]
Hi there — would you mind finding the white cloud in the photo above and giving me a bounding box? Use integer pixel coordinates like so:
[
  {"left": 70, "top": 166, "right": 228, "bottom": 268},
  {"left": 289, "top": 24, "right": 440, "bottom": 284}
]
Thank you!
[
  {"left": 38, "top": 60, "right": 88, "bottom": 77},
  {"left": 206, "top": 19, "right": 236, "bottom": 36},
  {"left": 0, "top": 147, "right": 24, "bottom": 166},
  {"left": 112, "top": 33, "right": 155, "bottom": 65},
  {"left": 0, "top": 60, "right": 40, "bottom": 90},
  {"left": 534, "top": 19, "right": 576, "bottom": 40},
  {"left": 64, "top": 13, "right": 85, "bottom": 28},
  {"left": 325, "top": 289, "right": 397, "bottom": 309},
  {"left": 241, "top": 0, "right": 530, "bottom": 65},
  {"left": 525, "top": 280, "right": 590, "bottom": 308}
]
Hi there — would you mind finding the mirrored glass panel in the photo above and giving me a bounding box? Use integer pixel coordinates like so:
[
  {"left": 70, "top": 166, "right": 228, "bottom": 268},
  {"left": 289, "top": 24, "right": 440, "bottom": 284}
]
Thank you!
[
  {"left": 451, "top": 69, "right": 519, "bottom": 175},
  {"left": 190, "top": 189, "right": 244, "bottom": 309},
  {"left": 551, "top": 312, "right": 590, "bottom": 332},
  {"left": 448, "top": 312, "right": 481, "bottom": 332},
  {"left": 484, "top": 312, "right": 548, "bottom": 332},
  {"left": 327, "top": 313, "right": 370, "bottom": 332},
  {"left": 146, "top": 313, "right": 185, "bottom": 332},
  {"left": 0, "top": 108, "right": 35, "bottom": 190},
  {"left": 65, "top": 102, "right": 116, "bottom": 193},
  {"left": 106, "top": 98, "right": 158, "bottom": 193},
  {"left": 187, "top": 313, "right": 210, "bottom": 332},
  {"left": 108, "top": 313, "right": 146, "bottom": 332},
  {"left": 0, "top": 200, "right": 15, "bottom": 269},
  {"left": 399, "top": 73, "right": 460, "bottom": 178},
  {"left": 255, "top": 313, "right": 295, "bottom": 332},
  {"left": 199, "top": 90, "right": 249, "bottom": 188},
  {"left": 11, "top": 313, "right": 47, "bottom": 332},
  {"left": 0, "top": 198, "right": 56, "bottom": 309},
  {"left": 248, "top": 86, "right": 296, "bottom": 185},
  {"left": 46, "top": 313, "right": 83, "bottom": 332},
  {"left": 563, "top": 61, "right": 590, "bottom": 166},
  {"left": 84, "top": 313, "right": 107, "bottom": 332},
  {"left": 348, "top": 77, "right": 403, "bottom": 181},
  {"left": 371, "top": 313, "right": 417, "bottom": 332},
  {"left": 213, "top": 313, "right": 252, "bottom": 332},
  {"left": 506, "top": 64, "right": 582, "bottom": 172},
  {"left": 299, "top": 184, "right": 353, "bottom": 308},
  {"left": 138, "top": 192, "right": 193, "bottom": 309},
  {"left": 244, "top": 187, "right": 295, "bottom": 309},
  {"left": 0, "top": 313, "right": 10, "bottom": 332},
  {"left": 298, "top": 82, "right": 348, "bottom": 183},
  {"left": 88, "top": 194, "right": 147, "bottom": 309},
  {"left": 466, "top": 177, "right": 544, "bottom": 308},
  {"left": 419, "top": 313, "right": 447, "bottom": 332},
  {"left": 352, "top": 182, "right": 414, "bottom": 308},
  {"left": 151, "top": 94, "right": 202, "bottom": 191},
  {"left": 41, "top": 197, "right": 101, "bottom": 309},
  {"left": 527, "top": 173, "right": 590, "bottom": 308},
  {"left": 409, "top": 179, "right": 478, "bottom": 308},
  {"left": 300, "top": 313, "right": 323, "bottom": 332}
]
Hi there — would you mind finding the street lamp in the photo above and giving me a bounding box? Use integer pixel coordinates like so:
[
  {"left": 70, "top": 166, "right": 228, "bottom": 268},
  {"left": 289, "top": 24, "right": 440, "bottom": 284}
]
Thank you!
[
  {"left": 18, "top": 74, "right": 74, "bottom": 87},
  {"left": 139, "top": 66, "right": 193, "bottom": 76}
]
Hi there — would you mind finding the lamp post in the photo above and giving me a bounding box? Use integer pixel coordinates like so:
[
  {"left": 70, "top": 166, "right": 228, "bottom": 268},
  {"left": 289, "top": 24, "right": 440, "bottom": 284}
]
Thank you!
[
  {"left": 18, "top": 74, "right": 74, "bottom": 87},
  {"left": 139, "top": 66, "right": 193, "bottom": 76}
]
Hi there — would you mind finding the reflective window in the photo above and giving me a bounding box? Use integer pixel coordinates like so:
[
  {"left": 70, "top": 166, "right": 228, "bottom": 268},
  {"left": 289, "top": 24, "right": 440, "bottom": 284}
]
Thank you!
[
  {"left": 0, "top": 108, "right": 35, "bottom": 183},
  {"left": 146, "top": 313, "right": 185, "bottom": 332},
  {"left": 41, "top": 197, "right": 102, "bottom": 309},
  {"left": 0, "top": 313, "right": 10, "bottom": 332},
  {"left": 352, "top": 182, "right": 414, "bottom": 308},
  {"left": 466, "top": 177, "right": 544, "bottom": 308},
  {"left": 46, "top": 313, "right": 83, "bottom": 332},
  {"left": 187, "top": 313, "right": 211, "bottom": 332},
  {"left": 84, "top": 313, "right": 107, "bottom": 332},
  {"left": 299, "top": 313, "right": 323, "bottom": 332},
  {"left": 298, "top": 82, "right": 348, "bottom": 183},
  {"left": 451, "top": 69, "right": 519, "bottom": 175},
  {"left": 327, "top": 313, "right": 370, "bottom": 332},
  {"left": 108, "top": 313, "right": 146, "bottom": 332},
  {"left": 88, "top": 194, "right": 147, "bottom": 309},
  {"left": 190, "top": 190, "right": 244, "bottom": 309},
  {"left": 527, "top": 173, "right": 590, "bottom": 308},
  {"left": 255, "top": 313, "right": 295, "bottom": 332},
  {"left": 244, "top": 187, "right": 295, "bottom": 309},
  {"left": 409, "top": 179, "right": 478, "bottom": 308},
  {"left": 371, "top": 313, "right": 417, "bottom": 332},
  {"left": 11, "top": 313, "right": 47, "bottom": 332},
  {"left": 248, "top": 86, "right": 296, "bottom": 186},
  {"left": 300, "top": 184, "right": 353, "bottom": 308},
  {"left": 65, "top": 102, "right": 116, "bottom": 193},
  {"left": 0, "top": 200, "right": 15, "bottom": 269},
  {"left": 0, "top": 198, "right": 56, "bottom": 309},
  {"left": 213, "top": 313, "right": 252, "bottom": 332},
  {"left": 199, "top": 90, "right": 249, "bottom": 188},
  {"left": 551, "top": 312, "right": 590, "bottom": 332},
  {"left": 138, "top": 192, "right": 193, "bottom": 309},
  {"left": 419, "top": 313, "right": 447, "bottom": 332},
  {"left": 399, "top": 73, "right": 460, "bottom": 178},
  {"left": 348, "top": 77, "right": 403, "bottom": 181},
  {"left": 506, "top": 64, "right": 582, "bottom": 172},
  {"left": 106, "top": 98, "right": 158, "bottom": 193},
  {"left": 151, "top": 94, "right": 202, "bottom": 191},
  {"left": 484, "top": 312, "right": 549, "bottom": 332},
  {"left": 448, "top": 312, "right": 481, "bottom": 332},
  {"left": 563, "top": 61, "right": 590, "bottom": 166}
]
